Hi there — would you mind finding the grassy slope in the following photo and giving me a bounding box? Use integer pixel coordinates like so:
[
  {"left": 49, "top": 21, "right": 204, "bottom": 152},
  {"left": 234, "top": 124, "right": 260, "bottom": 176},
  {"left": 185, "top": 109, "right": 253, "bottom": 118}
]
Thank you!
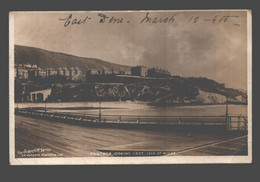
[{"left": 15, "top": 45, "right": 131, "bottom": 73}]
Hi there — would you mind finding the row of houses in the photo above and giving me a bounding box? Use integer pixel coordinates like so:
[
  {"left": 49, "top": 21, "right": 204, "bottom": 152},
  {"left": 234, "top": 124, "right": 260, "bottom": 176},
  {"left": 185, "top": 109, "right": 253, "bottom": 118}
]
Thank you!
[
  {"left": 86, "top": 68, "right": 131, "bottom": 76},
  {"left": 86, "top": 66, "right": 171, "bottom": 78},
  {"left": 15, "top": 64, "right": 82, "bottom": 80},
  {"left": 15, "top": 64, "right": 171, "bottom": 81},
  {"left": 28, "top": 67, "right": 82, "bottom": 80}
]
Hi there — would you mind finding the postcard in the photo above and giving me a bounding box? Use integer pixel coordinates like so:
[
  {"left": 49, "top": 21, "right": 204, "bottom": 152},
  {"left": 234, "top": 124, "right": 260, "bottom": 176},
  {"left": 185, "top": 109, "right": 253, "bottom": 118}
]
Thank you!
[{"left": 9, "top": 10, "right": 252, "bottom": 165}]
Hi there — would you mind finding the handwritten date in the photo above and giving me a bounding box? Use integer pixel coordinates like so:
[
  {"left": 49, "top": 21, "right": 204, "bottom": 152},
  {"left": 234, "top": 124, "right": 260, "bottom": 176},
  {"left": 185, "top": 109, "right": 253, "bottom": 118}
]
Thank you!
[{"left": 58, "top": 13, "right": 241, "bottom": 27}]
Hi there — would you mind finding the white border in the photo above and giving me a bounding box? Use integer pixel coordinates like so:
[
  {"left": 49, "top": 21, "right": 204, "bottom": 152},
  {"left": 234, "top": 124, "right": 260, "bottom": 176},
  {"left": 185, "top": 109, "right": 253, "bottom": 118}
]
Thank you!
[
  {"left": 9, "top": 10, "right": 252, "bottom": 165},
  {"left": 247, "top": 10, "right": 252, "bottom": 163},
  {"left": 9, "top": 12, "right": 15, "bottom": 165}
]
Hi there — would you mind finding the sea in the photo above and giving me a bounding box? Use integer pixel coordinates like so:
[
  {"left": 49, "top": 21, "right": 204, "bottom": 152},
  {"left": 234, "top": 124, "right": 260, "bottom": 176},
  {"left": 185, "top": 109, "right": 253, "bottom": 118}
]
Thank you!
[{"left": 15, "top": 101, "right": 248, "bottom": 117}]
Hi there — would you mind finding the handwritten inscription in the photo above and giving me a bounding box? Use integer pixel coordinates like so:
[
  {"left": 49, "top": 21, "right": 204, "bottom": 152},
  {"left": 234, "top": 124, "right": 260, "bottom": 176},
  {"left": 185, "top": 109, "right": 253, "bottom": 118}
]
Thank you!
[
  {"left": 140, "top": 12, "right": 175, "bottom": 24},
  {"left": 98, "top": 13, "right": 124, "bottom": 23},
  {"left": 189, "top": 15, "right": 239, "bottom": 24},
  {"left": 59, "top": 14, "right": 91, "bottom": 27},
  {"left": 58, "top": 13, "right": 240, "bottom": 27}
]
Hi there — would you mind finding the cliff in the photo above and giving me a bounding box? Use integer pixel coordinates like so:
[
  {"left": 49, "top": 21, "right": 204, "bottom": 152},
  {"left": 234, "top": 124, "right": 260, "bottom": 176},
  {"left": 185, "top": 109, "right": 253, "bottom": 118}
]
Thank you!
[{"left": 42, "top": 77, "right": 247, "bottom": 105}]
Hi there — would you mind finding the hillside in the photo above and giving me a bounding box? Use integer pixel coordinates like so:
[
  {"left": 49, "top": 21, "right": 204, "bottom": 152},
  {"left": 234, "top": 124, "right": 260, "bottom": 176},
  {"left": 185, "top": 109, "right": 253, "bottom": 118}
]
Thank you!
[
  {"left": 14, "top": 45, "right": 247, "bottom": 105},
  {"left": 14, "top": 45, "right": 131, "bottom": 73}
]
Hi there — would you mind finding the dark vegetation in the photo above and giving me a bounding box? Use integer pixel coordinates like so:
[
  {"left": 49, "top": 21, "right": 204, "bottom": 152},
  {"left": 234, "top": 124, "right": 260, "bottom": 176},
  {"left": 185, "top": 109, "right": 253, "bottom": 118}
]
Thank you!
[{"left": 15, "top": 76, "right": 247, "bottom": 105}]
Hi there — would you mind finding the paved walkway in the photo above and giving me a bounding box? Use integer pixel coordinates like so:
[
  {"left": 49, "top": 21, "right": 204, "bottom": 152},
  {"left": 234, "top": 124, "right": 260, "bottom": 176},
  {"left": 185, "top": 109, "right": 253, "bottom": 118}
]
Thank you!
[
  {"left": 171, "top": 135, "right": 247, "bottom": 156},
  {"left": 15, "top": 115, "right": 247, "bottom": 157}
]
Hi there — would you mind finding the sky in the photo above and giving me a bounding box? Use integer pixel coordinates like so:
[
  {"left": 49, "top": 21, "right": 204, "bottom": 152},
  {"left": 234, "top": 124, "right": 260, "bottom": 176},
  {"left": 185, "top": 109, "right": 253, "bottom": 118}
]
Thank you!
[{"left": 13, "top": 11, "right": 248, "bottom": 90}]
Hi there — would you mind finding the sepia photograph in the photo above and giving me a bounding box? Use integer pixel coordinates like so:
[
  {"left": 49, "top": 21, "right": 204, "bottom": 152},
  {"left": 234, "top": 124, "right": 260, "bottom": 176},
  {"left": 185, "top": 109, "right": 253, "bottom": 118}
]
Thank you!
[{"left": 9, "top": 10, "right": 252, "bottom": 165}]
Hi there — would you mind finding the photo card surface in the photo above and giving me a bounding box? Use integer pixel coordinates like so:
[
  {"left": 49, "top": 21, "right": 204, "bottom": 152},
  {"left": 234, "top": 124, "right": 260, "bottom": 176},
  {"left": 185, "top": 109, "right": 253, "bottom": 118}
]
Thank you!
[{"left": 9, "top": 10, "right": 252, "bottom": 165}]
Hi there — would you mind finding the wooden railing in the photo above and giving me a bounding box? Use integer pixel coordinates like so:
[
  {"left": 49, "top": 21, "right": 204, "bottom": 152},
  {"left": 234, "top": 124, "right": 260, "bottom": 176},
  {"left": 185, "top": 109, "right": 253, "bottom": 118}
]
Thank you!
[
  {"left": 15, "top": 108, "right": 247, "bottom": 131},
  {"left": 226, "top": 115, "right": 248, "bottom": 131}
]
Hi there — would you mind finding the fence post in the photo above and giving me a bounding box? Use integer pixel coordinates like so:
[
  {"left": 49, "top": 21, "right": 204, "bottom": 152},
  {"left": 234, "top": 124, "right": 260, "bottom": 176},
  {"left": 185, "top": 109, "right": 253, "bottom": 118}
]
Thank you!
[
  {"left": 98, "top": 101, "right": 101, "bottom": 122},
  {"left": 225, "top": 116, "right": 228, "bottom": 131},
  {"left": 179, "top": 117, "right": 182, "bottom": 125},
  {"left": 225, "top": 100, "right": 229, "bottom": 131},
  {"left": 243, "top": 117, "right": 248, "bottom": 131},
  {"left": 238, "top": 116, "right": 240, "bottom": 130},
  {"left": 230, "top": 117, "right": 232, "bottom": 131}
]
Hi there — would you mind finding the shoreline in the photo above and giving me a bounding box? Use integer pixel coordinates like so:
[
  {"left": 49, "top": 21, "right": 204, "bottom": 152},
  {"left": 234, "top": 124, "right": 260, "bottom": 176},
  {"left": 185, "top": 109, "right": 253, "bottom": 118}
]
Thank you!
[{"left": 14, "top": 100, "right": 248, "bottom": 106}]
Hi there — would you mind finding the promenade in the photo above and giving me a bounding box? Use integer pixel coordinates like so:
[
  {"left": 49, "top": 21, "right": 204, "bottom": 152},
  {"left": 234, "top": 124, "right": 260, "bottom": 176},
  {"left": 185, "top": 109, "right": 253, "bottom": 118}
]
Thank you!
[{"left": 15, "top": 115, "right": 247, "bottom": 157}]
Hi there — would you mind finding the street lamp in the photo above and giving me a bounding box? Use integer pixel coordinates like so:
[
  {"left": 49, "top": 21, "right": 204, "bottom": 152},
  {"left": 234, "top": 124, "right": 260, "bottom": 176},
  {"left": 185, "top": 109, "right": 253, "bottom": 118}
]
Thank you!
[{"left": 225, "top": 97, "right": 229, "bottom": 117}]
